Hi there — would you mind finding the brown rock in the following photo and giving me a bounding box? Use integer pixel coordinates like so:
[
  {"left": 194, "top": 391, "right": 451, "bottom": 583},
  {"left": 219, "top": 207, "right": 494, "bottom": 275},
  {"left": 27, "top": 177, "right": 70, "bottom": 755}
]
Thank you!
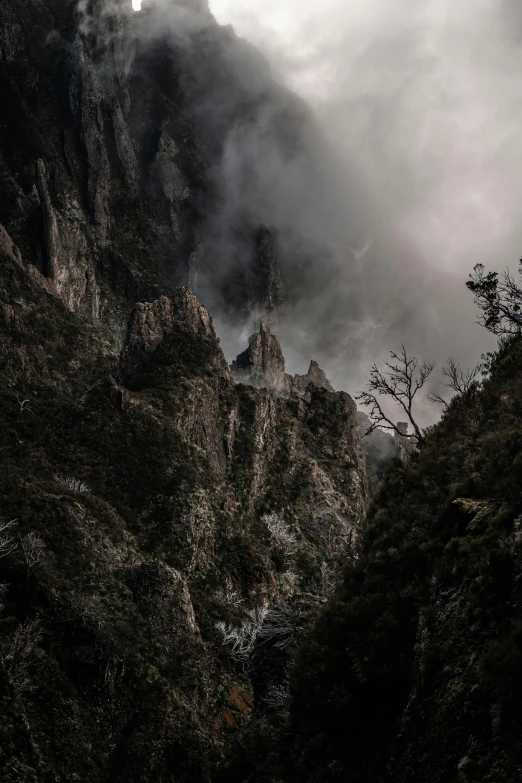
[
  {"left": 230, "top": 320, "right": 292, "bottom": 394},
  {"left": 294, "top": 360, "right": 334, "bottom": 392},
  {"left": 0, "top": 223, "right": 22, "bottom": 265},
  {"left": 121, "top": 287, "right": 226, "bottom": 378}
]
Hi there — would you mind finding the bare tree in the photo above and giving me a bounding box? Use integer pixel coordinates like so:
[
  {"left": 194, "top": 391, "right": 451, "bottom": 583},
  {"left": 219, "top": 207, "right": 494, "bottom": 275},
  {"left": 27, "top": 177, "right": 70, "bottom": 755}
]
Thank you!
[
  {"left": 1, "top": 618, "right": 43, "bottom": 694},
  {"left": 307, "top": 561, "right": 341, "bottom": 604},
  {"left": 0, "top": 519, "right": 18, "bottom": 559},
  {"left": 224, "top": 589, "right": 245, "bottom": 609},
  {"left": 258, "top": 603, "right": 306, "bottom": 649},
  {"left": 356, "top": 346, "right": 435, "bottom": 444},
  {"left": 215, "top": 607, "right": 268, "bottom": 662},
  {"left": 222, "top": 576, "right": 245, "bottom": 608},
  {"left": 467, "top": 262, "right": 522, "bottom": 335},
  {"left": 429, "top": 358, "right": 482, "bottom": 407},
  {"left": 262, "top": 512, "right": 296, "bottom": 551},
  {"left": 216, "top": 599, "right": 306, "bottom": 661},
  {"left": 54, "top": 475, "right": 91, "bottom": 494},
  {"left": 14, "top": 393, "right": 34, "bottom": 416},
  {"left": 19, "top": 532, "right": 46, "bottom": 583}
]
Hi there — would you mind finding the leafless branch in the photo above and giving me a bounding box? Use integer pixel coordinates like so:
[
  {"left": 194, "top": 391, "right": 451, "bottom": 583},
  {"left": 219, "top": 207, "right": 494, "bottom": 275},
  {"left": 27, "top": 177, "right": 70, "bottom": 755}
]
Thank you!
[
  {"left": 428, "top": 392, "right": 449, "bottom": 408},
  {"left": 14, "top": 394, "right": 34, "bottom": 416},
  {"left": 429, "top": 358, "right": 482, "bottom": 406},
  {"left": 262, "top": 512, "right": 296, "bottom": 550},
  {"left": 19, "top": 532, "right": 46, "bottom": 582},
  {"left": 0, "top": 519, "right": 18, "bottom": 559},
  {"left": 1, "top": 618, "right": 43, "bottom": 694},
  {"left": 257, "top": 603, "right": 306, "bottom": 649},
  {"left": 356, "top": 345, "right": 434, "bottom": 444},
  {"left": 443, "top": 357, "right": 482, "bottom": 394},
  {"left": 54, "top": 475, "right": 91, "bottom": 494},
  {"left": 215, "top": 607, "right": 268, "bottom": 662}
]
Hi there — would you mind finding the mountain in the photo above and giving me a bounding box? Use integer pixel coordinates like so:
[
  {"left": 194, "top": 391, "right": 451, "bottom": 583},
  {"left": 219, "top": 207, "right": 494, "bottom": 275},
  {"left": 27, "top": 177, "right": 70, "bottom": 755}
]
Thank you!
[
  {"left": 4, "top": 1, "right": 519, "bottom": 782},
  {"left": 0, "top": 230, "right": 370, "bottom": 781},
  {"left": 0, "top": 0, "right": 341, "bottom": 338},
  {"left": 0, "top": 2, "right": 371, "bottom": 775}
]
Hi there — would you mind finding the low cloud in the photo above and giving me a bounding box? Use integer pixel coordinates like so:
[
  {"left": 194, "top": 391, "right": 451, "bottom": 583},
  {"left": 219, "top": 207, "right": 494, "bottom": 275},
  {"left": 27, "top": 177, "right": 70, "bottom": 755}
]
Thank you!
[
  {"left": 208, "top": 0, "right": 522, "bottom": 407},
  {"left": 76, "top": 0, "right": 521, "bottom": 421}
]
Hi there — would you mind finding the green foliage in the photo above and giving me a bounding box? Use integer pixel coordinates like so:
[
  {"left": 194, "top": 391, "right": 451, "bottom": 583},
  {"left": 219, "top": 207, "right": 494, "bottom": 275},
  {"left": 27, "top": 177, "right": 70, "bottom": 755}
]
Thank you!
[
  {"left": 279, "top": 335, "right": 522, "bottom": 782},
  {"left": 467, "top": 262, "right": 522, "bottom": 335}
]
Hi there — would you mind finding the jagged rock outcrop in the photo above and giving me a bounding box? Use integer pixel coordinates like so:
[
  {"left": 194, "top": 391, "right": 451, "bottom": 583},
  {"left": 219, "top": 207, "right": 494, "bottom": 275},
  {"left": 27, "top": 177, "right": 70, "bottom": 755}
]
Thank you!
[
  {"left": 120, "top": 287, "right": 226, "bottom": 380},
  {"left": 0, "top": 2, "right": 373, "bottom": 780},
  {"left": 295, "top": 360, "right": 334, "bottom": 392},
  {"left": 0, "top": 236, "right": 368, "bottom": 781},
  {"left": 230, "top": 322, "right": 336, "bottom": 400},
  {"left": 0, "top": 0, "right": 322, "bottom": 347},
  {"left": 4, "top": 5, "right": 520, "bottom": 783},
  {"left": 230, "top": 320, "right": 292, "bottom": 393}
]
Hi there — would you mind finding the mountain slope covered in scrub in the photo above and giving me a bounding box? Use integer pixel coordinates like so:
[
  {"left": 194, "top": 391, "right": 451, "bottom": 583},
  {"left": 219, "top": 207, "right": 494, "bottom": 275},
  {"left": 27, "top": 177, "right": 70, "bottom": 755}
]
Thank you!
[{"left": 276, "top": 335, "right": 522, "bottom": 783}]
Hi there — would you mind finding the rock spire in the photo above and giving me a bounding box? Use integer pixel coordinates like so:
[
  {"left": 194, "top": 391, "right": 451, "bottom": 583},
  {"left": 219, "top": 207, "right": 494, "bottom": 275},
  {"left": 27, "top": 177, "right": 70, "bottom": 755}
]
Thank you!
[{"left": 230, "top": 320, "right": 292, "bottom": 393}]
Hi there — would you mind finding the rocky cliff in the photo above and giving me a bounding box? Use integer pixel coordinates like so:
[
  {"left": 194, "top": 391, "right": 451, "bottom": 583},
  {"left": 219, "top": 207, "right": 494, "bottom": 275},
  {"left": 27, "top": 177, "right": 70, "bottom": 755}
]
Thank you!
[
  {"left": 0, "top": 219, "right": 368, "bottom": 780},
  {"left": 5, "top": 2, "right": 518, "bottom": 782},
  {"left": 0, "top": 0, "right": 330, "bottom": 344},
  {"left": 0, "top": 2, "right": 412, "bottom": 781}
]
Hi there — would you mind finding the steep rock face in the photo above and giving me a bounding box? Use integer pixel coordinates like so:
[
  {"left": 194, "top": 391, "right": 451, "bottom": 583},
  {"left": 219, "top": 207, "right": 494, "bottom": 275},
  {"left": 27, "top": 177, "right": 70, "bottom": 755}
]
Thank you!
[
  {"left": 35, "top": 158, "right": 100, "bottom": 318},
  {"left": 120, "top": 287, "right": 226, "bottom": 380},
  {"left": 0, "top": 0, "right": 321, "bottom": 344},
  {"left": 230, "top": 320, "right": 292, "bottom": 393},
  {"left": 295, "top": 360, "right": 334, "bottom": 392},
  {"left": 0, "top": 2, "right": 373, "bottom": 780},
  {"left": 0, "top": 239, "right": 368, "bottom": 781}
]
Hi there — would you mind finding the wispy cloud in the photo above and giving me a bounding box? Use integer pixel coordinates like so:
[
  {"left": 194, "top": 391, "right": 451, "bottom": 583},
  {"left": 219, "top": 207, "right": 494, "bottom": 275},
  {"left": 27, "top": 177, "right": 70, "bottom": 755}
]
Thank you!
[{"left": 209, "top": 0, "right": 521, "bottom": 399}]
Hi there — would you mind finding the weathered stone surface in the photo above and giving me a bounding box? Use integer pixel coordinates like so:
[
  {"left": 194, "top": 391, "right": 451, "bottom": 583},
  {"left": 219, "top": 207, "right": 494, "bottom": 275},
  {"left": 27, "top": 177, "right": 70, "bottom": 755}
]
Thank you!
[
  {"left": 0, "top": 223, "right": 21, "bottom": 265},
  {"left": 35, "top": 159, "right": 100, "bottom": 318},
  {"left": 230, "top": 320, "right": 292, "bottom": 393},
  {"left": 121, "top": 287, "right": 227, "bottom": 378},
  {"left": 0, "top": 2, "right": 371, "bottom": 780},
  {"left": 294, "top": 360, "right": 334, "bottom": 392},
  {"left": 0, "top": 0, "right": 322, "bottom": 352}
]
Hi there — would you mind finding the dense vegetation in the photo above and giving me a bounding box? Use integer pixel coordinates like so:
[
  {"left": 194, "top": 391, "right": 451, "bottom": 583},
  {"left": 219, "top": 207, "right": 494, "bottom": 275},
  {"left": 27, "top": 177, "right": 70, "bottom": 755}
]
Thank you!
[{"left": 283, "top": 334, "right": 522, "bottom": 782}]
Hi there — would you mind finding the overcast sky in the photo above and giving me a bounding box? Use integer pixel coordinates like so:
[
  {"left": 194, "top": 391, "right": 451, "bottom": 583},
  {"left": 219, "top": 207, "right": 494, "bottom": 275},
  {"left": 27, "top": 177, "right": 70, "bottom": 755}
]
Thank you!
[{"left": 207, "top": 0, "right": 522, "bottom": 406}]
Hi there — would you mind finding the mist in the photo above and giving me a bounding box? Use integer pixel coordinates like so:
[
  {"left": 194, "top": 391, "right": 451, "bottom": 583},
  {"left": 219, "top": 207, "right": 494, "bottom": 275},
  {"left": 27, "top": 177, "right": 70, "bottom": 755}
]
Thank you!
[{"left": 205, "top": 0, "right": 522, "bottom": 406}]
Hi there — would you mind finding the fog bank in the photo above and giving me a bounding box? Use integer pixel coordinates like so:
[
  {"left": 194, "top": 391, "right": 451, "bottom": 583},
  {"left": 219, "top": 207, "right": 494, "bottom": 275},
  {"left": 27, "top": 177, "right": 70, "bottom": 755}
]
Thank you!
[{"left": 209, "top": 0, "right": 522, "bottom": 400}]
